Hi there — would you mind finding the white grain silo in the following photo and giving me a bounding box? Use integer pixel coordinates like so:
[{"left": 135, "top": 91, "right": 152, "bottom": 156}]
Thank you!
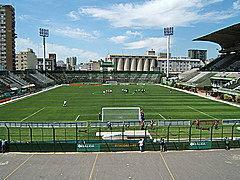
[
  {"left": 143, "top": 59, "right": 150, "bottom": 71},
  {"left": 150, "top": 59, "right": 156, "bottom": 71},
  {"left": 117, "top": 58, "right": 124, "bottom": 71},
  {"left": 124, "top": 58, "right": 130, "bottom": 71},
  {"left": 137, "top": 59, "right": 143, "bottom": 71},
  {"left": 130, "top": 58, "right": 137, "bottom": 71}
]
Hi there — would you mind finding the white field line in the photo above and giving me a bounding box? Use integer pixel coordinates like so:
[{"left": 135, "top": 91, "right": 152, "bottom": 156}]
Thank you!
[
  {"left": 3, "top": 154, "right": 34, "bottom": 180},
  {"left": 75, "top": 115, "right": 80, "bottom": 121},
  {"left": 88, "top": 153, "right": 99, "bottom": 180},
  {"left": 159, "top": 113, "right": 166, "bottom": 120},
  {"left": 0, "top": 85, "right": 62, "bottom": 107},
  {"left": 157, "top": 84, "right": 240, "bottom": 108},
  {"left": 187, "top": 106, "right": 218, "bottom": 120},
  {"left": 159, "top": 153, "right": 175, "bottom": 180},
  {"left": 21, "top": 107, "right": 45, "bottom": 122}
]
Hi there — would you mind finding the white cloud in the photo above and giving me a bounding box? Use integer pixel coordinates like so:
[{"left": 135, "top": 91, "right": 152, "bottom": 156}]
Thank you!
[
  {"left": 110, "top": 30, "right": 142, "bottom": 44},
  {"left": 52, "top": 26, "right": 99, "bottom": 40},
  {"left": 233, "top": 0, "right": 240, "bottom": 10},
  {"left": 124, "top": 37, "right": 166, "bottom": 51},
  {"left": 80, "top": 0, "right": 238, "bottom": 28},
  {"left": 110, "top": 35, "right": 128, "bottom": 44},
  {"left": 67, "top": 11, "right": 81, "bottom": 21},
  {"left": 126, "top": 30, "right": 142, "bottom": 37},
  {"left": 17, "top": 14, "right": 99, "bottom": 41},
  {"left": 16, "top": 37, "right": 99, "bottom": 62}
]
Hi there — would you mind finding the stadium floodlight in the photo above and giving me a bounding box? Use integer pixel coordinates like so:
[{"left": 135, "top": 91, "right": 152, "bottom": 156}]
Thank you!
[
  {"left": 39, "top": 28, "right": 49, "bottom": 71},
  {"left": 164, "top": 27, "right": 174, "bottom": 79}
]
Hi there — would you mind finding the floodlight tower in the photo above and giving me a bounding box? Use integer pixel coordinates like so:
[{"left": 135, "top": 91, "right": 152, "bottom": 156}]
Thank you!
[
  {"left": 164, "top": 27, "right": 174, "bottom": 79},
  {"left": 39, "top": 28, "right": 49, "bottom": 71}
]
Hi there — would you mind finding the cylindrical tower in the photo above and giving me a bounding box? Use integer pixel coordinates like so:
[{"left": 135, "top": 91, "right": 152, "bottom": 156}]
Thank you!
[
  {"left": 124, "top": 58, "right": 130, "bottom": 71},
  {"left": 143, "top": 59, "right": 150, "bottom": 71},
  {"left": 117, "top": 58, "right": 124, "bottom": 71},
  {"left": 137, "top": 59, "right": 143, "bottom": 71},
  {"left": 130, "top": 58, "right": 137, "bottom": 71},
  {"left": 150, "top": 59, "right": 156, "bottom": 71}
]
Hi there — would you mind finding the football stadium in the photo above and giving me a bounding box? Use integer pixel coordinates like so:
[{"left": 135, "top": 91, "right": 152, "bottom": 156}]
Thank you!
[
  {"left": 0, "top": 24, "right": 239, "bottom": 147},
  {"left": 1, "top": 2, "right": 240, "bottom": 180}
]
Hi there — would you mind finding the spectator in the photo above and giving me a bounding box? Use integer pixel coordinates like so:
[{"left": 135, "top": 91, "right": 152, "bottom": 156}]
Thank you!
[
  {"left": 149, "top": 120, "right": 154, "bottom": 129},
  {"left": 1, "top": 139, "right": 6, "bottom": 153},
  {"left": 160, "top": 138, "right": 165, "bottom": 152},
  {"left": 98, "top": 112, "right": 102, "bottom": 121},
  {"left": 225, "top": 137, "right": 230, "bottom": 151},
  {"left": 139, "top": 109, "right": 145, "bottom": 130},
  {"left": 107, "top": 121, "right": 112, "bottom": 130},
  {"left": 138, "top": 139, "right": 144, "bottom": 152}
]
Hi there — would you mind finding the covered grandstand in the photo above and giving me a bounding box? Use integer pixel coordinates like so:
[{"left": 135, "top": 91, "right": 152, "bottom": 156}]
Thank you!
[
  {"left": 177, "top": 23, "right": 240, "bottom": 102},
  {"left": 194, "top": 22, "right": 240, "bottom": 72}
]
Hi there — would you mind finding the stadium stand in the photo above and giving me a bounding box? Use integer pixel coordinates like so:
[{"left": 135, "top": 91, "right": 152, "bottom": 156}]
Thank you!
[
  {"left": 46, "top": 71, "right": 162, "bottom": 84},
  {"left": 201, "top": 54, "right": 240, "bottom": 71},
  {"left": 177, "top": 71, "right": 216, "bottom": 88},
  {"left": 194, "top": 23, "right": 240, "bottom": 72},
  {"left": 211, "top": 72, "right": 240, "bottom": 88},
  {"left": 177, "top": 23, "right": 240, "bottom": 96},
  {"left": 0, "top": 70, "right": 56, "bottom": 103},
  {"left": 25, "top": 70, "right": 54, "bottom": 87}
]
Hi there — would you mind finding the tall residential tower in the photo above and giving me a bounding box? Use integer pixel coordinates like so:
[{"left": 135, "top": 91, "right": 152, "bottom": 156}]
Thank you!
[{"left": 0, "top": 5, "right": 16, "bottom": 70}]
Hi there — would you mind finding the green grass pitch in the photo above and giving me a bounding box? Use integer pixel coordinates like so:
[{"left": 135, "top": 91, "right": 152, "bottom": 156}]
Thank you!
[{"left": 0, "top": 84, "right": 240, "bottom": 122}]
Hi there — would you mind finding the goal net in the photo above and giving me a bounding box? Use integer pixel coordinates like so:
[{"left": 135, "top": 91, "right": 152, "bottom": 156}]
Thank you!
[{"left": 102, "top": 107, "right": 141, "bottom": 122}]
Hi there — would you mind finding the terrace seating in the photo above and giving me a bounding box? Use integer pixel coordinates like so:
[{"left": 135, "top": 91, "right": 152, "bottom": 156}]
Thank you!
[
  {"left": 187, "top": 72, "right": 210, "bottom": 83},
  {"left": 26, "top": 71, "right": 54, "bottom": 87},
  {"left": 46, "top": 71, "right": 162, "bottom": 84},
  {"left": 179, "top": 69, "right": 200, "bottom": 82},
  {"left": 8, "top": 72, "right": 28, "bottom": 86},
  {"left": 0, "top": 75, "right": 21, "bottom": 89},
  {"left": 202, "top": 54, "right": 240, "bottom": 72}
]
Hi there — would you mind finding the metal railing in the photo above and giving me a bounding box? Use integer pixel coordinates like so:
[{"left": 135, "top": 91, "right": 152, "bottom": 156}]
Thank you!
[{"left": 1, "top": 120, "right": 239, "bottom": 143}]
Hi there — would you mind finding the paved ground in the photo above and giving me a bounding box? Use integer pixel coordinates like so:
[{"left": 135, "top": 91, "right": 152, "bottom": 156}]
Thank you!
[{"left": 0, "top": 149, "right": 240, "bottom": 180}]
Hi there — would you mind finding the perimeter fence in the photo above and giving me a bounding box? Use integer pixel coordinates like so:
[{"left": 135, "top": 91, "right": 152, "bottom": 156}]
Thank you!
[{"left": 1, "top": 119, "right": 240, "bottom": 143}]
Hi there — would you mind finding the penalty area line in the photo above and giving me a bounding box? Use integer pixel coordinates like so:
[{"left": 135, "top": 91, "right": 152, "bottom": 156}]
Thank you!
[
  {"left": 187, "top": 106, "right": 218, "bottom": 120},
  {"left": 159, "top": 113, "right": 166, "bottom": 120},
  {"left": 21, "top": 107, "right": 46, "bottom": 122},
  {"left": 75, "top": 115, "right": 80, "bottom": 121}
]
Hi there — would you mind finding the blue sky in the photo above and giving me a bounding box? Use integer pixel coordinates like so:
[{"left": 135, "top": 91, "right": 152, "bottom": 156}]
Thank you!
[{"left": 2, "top": 0, "right": 240, "bottom": 63}]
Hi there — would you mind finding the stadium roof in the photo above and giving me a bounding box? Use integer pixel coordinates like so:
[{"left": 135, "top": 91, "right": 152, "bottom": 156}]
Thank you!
[{"left": 193, "top": 23, "right": 240, "bottom": 50}]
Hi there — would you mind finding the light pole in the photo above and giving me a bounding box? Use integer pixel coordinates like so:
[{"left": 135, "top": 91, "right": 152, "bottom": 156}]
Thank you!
[
  {"left": 164, "top": 27, "right": 174, "bottom": 79},
  {"left": 39, "top": 28, "right": 49, "bottom": 71}
]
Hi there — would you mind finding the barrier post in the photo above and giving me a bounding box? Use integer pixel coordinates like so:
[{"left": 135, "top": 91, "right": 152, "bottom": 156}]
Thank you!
[
  {"left": 52, "top": 125, "right": 55, "bottom": 152},
  {"left": 99, "top": 127, "right": 101, "bottom": 140},
  {"left": 64, "top": 124, "right": 67, "bottom": 142},
  {"left": 5, "top": 124, "right": 10, "bottom": 143},
  {"left": 76, "top": 123, "right": 78, "bottom": 143},
  {"left": 167, "top": 123, "right": 171, "bottom": 142},
  {"left": 28, "top": 125, "right": 32, "bottom": 143},
  {"left": 210, "top": 124, "right": 214, "bottom": 142},
  {"left": 221, "top": 125, "right": 224, "bottom": 140},
  {"left": 232, "top": 122, "right": 237, "bottom": 140},
  {"left": 134, "top": 121, "right": 136, "bottom": 139},
  {"left": 19, "top": 123, "right": 22, "bottom": 142},
  {"left": 41, "top": 127, "right": 44, "bottom": 141},
  {"left": 178, "top": 126, "right": 180, "bottom": 142},
  {"left": 189, "top": 123, "right": 192, "bottom": 142},
  {"left": 200, "top": 128, "right": 202, "bottom": 141},
  {"left": 122, "top": 122, "right": 125, "bottom": 141}
]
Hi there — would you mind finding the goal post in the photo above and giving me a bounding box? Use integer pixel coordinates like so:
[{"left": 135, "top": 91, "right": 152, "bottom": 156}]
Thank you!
[{"left": 101, "top": 107, "right": 141, "bottom": 122}]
